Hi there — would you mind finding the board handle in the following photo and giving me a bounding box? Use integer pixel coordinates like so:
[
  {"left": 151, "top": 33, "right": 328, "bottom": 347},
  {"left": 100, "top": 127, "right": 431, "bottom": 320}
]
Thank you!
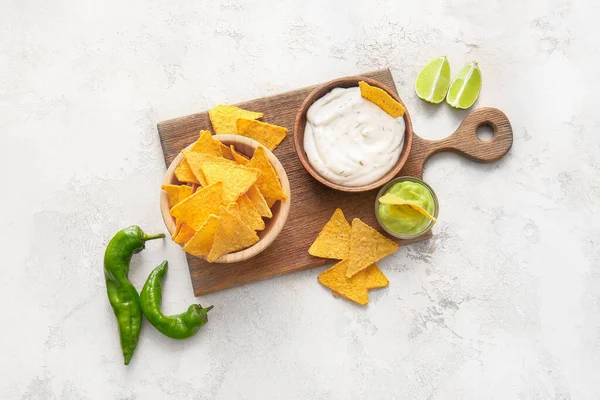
[{"left": 401, "top": 107, "right": 513, "bottom": 178}]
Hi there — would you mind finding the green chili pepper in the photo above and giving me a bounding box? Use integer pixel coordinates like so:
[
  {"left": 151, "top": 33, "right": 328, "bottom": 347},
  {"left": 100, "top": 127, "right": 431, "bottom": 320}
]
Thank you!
[
  {"left": 104, "top": 226, "right": 165, "bottom": 365},
  {"left": 141, "top": 261, "right": 213, "bottom": 339}
]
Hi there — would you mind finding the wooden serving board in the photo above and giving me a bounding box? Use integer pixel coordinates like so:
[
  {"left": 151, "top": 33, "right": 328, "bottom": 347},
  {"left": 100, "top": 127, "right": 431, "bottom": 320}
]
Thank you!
[{"left": 158, "top": 69, "right": 513, "bottom": 296}]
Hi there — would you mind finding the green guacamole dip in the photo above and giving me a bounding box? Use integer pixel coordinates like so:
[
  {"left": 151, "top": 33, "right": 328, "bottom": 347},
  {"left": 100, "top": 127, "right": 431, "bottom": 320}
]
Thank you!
[{"left": 377, "top": 181, "right": 436, "bottom": 235}]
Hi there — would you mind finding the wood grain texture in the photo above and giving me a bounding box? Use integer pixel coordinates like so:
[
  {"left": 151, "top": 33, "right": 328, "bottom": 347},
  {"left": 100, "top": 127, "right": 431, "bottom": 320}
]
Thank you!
[
  {"left": 157, "top": 69, "right": 513, "bottom": 296},
  {"left": 402, "top": 107, "right": 513, "bottom": 178}
]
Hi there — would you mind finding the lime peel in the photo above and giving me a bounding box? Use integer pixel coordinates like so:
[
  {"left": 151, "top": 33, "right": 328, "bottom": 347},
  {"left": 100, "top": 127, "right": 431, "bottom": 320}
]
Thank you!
[
  {"left": 446, "top": 61, "right": 482, "bottom": 110},
  {"left": 415, "top": 56, "right": 451, "bottom": 104}
]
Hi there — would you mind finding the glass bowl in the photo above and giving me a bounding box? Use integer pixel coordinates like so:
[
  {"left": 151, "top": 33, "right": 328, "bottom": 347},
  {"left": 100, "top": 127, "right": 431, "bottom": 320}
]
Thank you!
[{"left": 374, "top": 176, "right": 439, "bottom": 240}]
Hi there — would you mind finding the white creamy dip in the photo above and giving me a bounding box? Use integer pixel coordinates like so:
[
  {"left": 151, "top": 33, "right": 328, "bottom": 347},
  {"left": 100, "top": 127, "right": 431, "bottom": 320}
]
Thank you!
[{"left": 303, "top": 87, "right": 405, "bottom": 187}]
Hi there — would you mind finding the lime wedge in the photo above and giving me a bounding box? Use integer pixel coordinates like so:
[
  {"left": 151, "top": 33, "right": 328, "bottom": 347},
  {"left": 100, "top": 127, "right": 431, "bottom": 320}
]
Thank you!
[
  {"left": 446, "top": 61, "right": 482, "bottom": 109},
  {"left": 415, "top": 56, "right": 451, "bottom": 104}
]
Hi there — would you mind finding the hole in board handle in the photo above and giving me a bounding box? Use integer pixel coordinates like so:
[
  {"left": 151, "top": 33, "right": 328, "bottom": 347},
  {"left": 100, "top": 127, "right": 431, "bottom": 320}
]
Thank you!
[{"left": 476, "top": 124, "right": 494, "bottom": 142}]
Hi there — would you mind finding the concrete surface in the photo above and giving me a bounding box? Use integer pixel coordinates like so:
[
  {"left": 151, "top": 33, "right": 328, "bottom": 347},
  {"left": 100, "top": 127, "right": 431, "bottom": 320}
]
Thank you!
[{"left": 1, "top": 0, "right": 599, "bottom": 398}]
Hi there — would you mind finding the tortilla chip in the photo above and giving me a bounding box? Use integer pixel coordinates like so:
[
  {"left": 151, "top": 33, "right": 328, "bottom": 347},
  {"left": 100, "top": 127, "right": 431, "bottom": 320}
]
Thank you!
[
  {"left": 190, "top": 130, "right": 223, "bottom": 156},
  {"left": 207, "top": 206, "right": 260, "bottom": 262},
  {"left": 174, "top": 160, "right": 200, "bottom": 184},
  {"left": 237, "top": 194, "right": 265, "bottom": 231},
  {"left": 184, "top": 150, "right": 236, "bottom": 167},
  {"left": 247, "top": 146, "right": 287, "bottom": 203},
  {"left": 364, "top": 264, "right": 389, "bottom": 289},
  {"left": 162, "top": 184, "right": 193, "bottom": 209},
  {"left": 183, "top": 150, "right": 236, "bottom": 187},
  {"left": 173, "top": 223, "right": 196, "bottom": 246},
  {"left": 246, "top": 185, "right": 272, "bottom": 218},
  {"left": 268, "top": 197, "right": 282, "bottom": 208},
  {"left": 171, "top": 219, "right": 183, "bottom": 239},
  {"left": 200, "top": 161, "right": 259, "bottom": 203},
  {"left": 359, "top": 81, "right": 406, "bottom": 118},
  {"left": 230, "top": 145, "right": 249, "bottom": 166},
  {"left": 170, "top": 182, "right": 224, "bottom": 230},
  {"left": 308, "top": 208, "right": 351, "bottom": 259},
  {"left": 224, "top": 186, "right": 244, "bottom": 204},
  {"left": 331, "top": 265, "right": 386, "bottom": 296},
  {"left": 225, "top": 199, "right": 263, "bottom": 231},
  {"left": 346, "top": 218, "right": 398, "bottom": 278},
  {"left": 182, "top": 215, "right": 219, "bottom": 257},
  {"left": 208, "top": 105, "right": 263, "bottom": 134},
  {"left": 318, "top": 259, "right": 368, "bottom": 305},
  {"left": 378, "top": 193, "right": 437, "bottom": 221},
  {"left": 219, "top": 142, "right": 234, "bottom": 160},
  {"left": 236, "top": 119, "right": 288, "bottom": 151},
  {"left": 225, "top": 202, "right": 241, "bottom": 218}
]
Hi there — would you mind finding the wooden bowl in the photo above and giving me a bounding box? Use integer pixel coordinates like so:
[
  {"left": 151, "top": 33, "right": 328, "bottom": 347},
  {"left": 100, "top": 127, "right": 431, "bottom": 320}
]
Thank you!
[
  {"left": 293, "top": 76, "right": 413, "bottom": 192},
  {"left": 160, "top": 134, "right": 291, "bottom": 263}
]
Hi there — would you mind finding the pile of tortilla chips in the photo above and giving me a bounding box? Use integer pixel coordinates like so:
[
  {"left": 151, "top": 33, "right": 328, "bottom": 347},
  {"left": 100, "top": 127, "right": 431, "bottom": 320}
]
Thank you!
[
  {"left": 208, "top": 105, "right": 288, "bottom": 151},
  {"left": 309, "top": 209, "right": 398, "bottom": 305},
  {"left": 164, "top": 130, "right": 287, "bottom": 262}
]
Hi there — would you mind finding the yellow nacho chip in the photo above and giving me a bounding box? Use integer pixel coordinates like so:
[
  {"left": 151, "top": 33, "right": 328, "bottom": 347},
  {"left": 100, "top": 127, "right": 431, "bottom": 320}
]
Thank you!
[
  {"left": 171, "top": 219, "right": 183, "bottom": 239},
  {"left": 237, "top": 194, "right": 265, "bottom": 231},
  {"left": 183, "top": 150, "right": 237, "bottom": 187},
  {"left": 230, "top": 145, "right": 249, "bottom": 166},
  {"left": 200, "top": 162, "right": 259, "bottom": 203},
  {"left": 208, "top": 105, "right": 263, "bottom": 134},
  {"left": 173, "top": 223, "right": 196, "bottom": 246},
  {"left": 364, "top": 264, "right": 389, "bottom": 289},
  {"left": 184, "top": 150, "right": 236, "bottom": 166},
  {"left": 247, "top": 146, "right": 287, "bottom": 204},
  {"left": 207, "top": 206, "right": 260, "bottom": 262},
  {"left": 170, "top": 182, "right": 224, "bottom": 230},
  {"left": 246, "top": 185, "right": 272, "bottom": 218},
  {"left": 265, "top": 197, "right": 277, "bottom": 208},
  {"left": 378, "top": 193, "right": 437, "bottom": 221},
  {"left": 223, "top": 186, "right": 243, "bottom": 204},
  {"left": 331, "top": 265, "right": 387, "bottom": 298},
  {"left": 359, "top": 81, "right": 406, "bottom": 118},
  {"left": 162, "top": 184, "right": 193, "bottom": 209},
  {"left": 332, "top": 265, "right": 387, "bottom": 296},
  {"left": 190, "top": 130, "right": 223, "bottom": 156},
  {"left": 346, "top": 218, "right": 398, "bottom": 278},
  {"left": 225, "top": 199, "right": 263, "bottom": 231},
  {"left": 219, "top": 142, "right": 234, "bottom": 160},
  {"left": 225, "top": 202, "right": 241, "bottom": 218},
  {"left": 174, "top": 160, "right": 200, "bottom": 184},
  {"left": 318, "top": 259, "right": 368, "bottom": 305},
  {"left": 182, "top": 214, "right": 219, "bottom": 257},
  {"left": 236, "top": 119, "right": 288, "bottom": 151},
  {"left": 308, "top": 208, "right": 351, "bottom": 259}
]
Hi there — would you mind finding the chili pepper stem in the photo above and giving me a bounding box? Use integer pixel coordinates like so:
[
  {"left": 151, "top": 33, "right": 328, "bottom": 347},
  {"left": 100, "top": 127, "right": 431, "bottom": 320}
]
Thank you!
[
  {"left": 143, "top": 233, "right": 166, "bottom": 241},
  {"left": 205, "top": 305, "right": 214, "bottom": 312}
]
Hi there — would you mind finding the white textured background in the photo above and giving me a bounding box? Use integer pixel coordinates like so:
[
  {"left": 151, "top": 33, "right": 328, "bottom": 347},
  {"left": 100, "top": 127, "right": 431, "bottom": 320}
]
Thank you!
[{"left": 1, "top": 0, "right": 599, "bottom": 398}]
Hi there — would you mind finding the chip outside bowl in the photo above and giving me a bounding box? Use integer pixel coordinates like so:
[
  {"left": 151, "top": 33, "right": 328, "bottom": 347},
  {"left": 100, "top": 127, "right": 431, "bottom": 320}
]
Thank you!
[
  {"left": 160, "top": 134, "right": 291, "bottom": 263},
  {"left": 293, "top": 76, "right": 414, "bottom": 193}
]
